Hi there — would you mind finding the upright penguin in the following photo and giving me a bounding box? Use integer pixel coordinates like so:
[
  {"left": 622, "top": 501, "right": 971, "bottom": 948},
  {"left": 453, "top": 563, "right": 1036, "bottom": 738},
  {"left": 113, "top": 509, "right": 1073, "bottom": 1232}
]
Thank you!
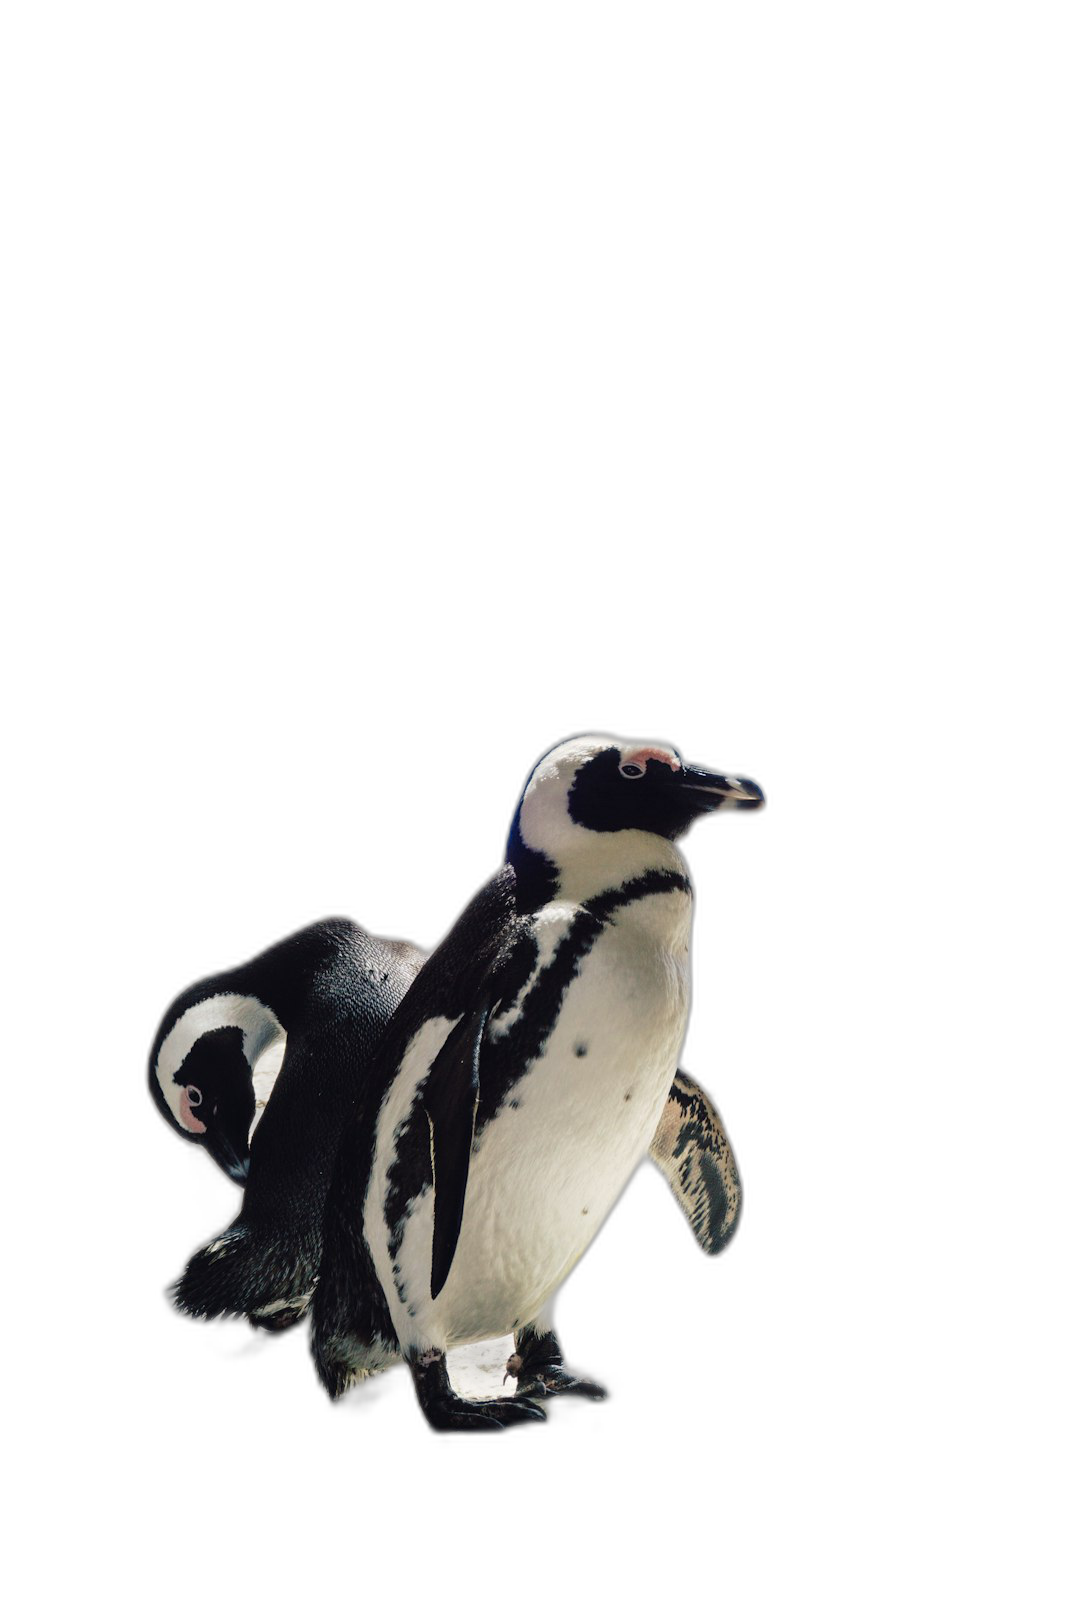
[
  {"left": 313, "top": 735, "right": 764, "bottom": 1428},
  {"left": 149, "top": 918, "right": 425, "bottom": 1328}
]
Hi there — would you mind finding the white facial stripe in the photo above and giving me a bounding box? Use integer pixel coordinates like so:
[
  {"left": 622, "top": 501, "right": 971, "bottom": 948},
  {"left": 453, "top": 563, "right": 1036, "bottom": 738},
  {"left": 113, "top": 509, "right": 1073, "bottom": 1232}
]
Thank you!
[
  {"left": 517, "top": 734, "right": 689, "bottom": 903},
  {"left": 249, "top": 1034, "right": 288, "bottom": 1143},
  {"left": 155, "top": 993, "right": 286, "bottom": 1135},
  {"left": 517, "top": 735, "right": 618, "bottom": 858}
]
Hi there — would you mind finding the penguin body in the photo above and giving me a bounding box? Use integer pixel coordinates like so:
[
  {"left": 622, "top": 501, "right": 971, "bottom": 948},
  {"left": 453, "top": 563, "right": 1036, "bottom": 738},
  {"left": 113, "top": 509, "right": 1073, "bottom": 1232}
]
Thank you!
[
  {"left": 314, "top": 735, "right": 764, "bottom": 1427},
  {"left": 370, "top": 872, "right": 691, "bottom": 1348},
  {"left": 149, "top": 919, "right": 425, "bottom": 1327}
]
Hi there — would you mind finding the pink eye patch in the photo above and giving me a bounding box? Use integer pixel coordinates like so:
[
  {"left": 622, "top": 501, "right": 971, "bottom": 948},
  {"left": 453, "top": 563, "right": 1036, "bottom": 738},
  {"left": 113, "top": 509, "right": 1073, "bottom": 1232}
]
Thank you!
[
  {"left": 178, "top": 1090, "right": 207, "bottom": 1134},
  {"left": 622, "top": 746, "right": 680, "bottom": 773}
]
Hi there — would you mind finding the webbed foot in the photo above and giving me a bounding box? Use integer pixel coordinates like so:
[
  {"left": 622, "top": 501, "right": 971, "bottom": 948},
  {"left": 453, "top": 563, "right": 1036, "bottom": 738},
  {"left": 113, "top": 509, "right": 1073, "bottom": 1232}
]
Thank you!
[
  {"left": 514, "top": 1364, "right": 608, "bottom": 1400},
  {"left": 424, "top": 1394, "right": 548, "bottom": 1430},
  {"left": 410, "top": 1349, "right": 547, "bottom": 1431},
  {"left": 510, "top": 1326, "right": 607, "bottom": 1401}
]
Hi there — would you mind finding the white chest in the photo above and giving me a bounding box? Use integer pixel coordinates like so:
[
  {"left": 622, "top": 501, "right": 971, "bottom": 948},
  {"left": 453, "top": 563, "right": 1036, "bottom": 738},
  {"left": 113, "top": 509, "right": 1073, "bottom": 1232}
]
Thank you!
[{"left": 439, "top": 885, "right": 692, "bottom": 1341}]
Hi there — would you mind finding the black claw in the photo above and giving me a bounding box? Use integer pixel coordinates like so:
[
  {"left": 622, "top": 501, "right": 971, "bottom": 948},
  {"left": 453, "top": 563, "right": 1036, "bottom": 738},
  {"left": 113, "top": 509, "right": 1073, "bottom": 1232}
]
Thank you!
[
  {"left": 497, "top": 1398, "right": 548, "bottom": 1424},
  {"left": 516, "top": 1366, "right": 608, "bottom": 1401}
]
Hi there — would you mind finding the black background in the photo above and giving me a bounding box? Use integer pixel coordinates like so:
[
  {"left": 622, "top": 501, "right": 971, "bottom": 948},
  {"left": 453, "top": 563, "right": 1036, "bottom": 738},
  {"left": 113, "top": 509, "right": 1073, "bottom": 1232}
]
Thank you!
[{"left": 120, "top": 648, "right": 793, "bottom": 1503}]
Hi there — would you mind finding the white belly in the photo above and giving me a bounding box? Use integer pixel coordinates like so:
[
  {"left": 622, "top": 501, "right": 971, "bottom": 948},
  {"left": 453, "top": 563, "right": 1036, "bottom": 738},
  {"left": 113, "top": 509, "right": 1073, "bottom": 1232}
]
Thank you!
[{"left": 373, "top": 886, "right": 691, "bottom": 1350}]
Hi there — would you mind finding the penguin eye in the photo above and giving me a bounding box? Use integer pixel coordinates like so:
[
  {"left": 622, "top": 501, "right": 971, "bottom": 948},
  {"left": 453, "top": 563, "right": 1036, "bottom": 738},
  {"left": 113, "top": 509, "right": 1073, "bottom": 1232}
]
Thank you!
[
  {"left": 186, "top": 1086, "right": 203, "bottom": 1108},
  {"left": 619, "top": 762, "right": 645, "bottom": 780}
]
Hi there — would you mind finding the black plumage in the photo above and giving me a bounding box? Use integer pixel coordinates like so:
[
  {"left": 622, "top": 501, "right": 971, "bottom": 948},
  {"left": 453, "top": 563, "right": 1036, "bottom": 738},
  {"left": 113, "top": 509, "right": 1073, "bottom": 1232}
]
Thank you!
[{"left": 149, "top": 919, "right": 424, "bottom": 1328}]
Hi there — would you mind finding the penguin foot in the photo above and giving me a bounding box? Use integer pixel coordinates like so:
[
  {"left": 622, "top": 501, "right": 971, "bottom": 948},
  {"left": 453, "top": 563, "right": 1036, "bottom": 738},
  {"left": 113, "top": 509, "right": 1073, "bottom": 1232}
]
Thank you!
[
  {"left": 423, "top": 1394, "right": 548, "bottom": 1431},
  {"left": 410, "top": 1349, "right": 547, "bottom": 1431},
  {"left": 513, "top": 1365, "right": 608, "bottom": 1401},
  {"left": 510, "top": 1325, "right": 607, "bottom": 1401}
]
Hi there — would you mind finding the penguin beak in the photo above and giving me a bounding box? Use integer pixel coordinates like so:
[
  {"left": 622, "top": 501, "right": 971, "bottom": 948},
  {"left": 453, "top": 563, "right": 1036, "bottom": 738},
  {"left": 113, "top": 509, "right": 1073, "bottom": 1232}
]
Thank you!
[
  {"left": 205, "top": 1127, "right": 251, "bottom": 1185},
  {"left": 680, "top": 765, "right": 766, "bottom": 816}
]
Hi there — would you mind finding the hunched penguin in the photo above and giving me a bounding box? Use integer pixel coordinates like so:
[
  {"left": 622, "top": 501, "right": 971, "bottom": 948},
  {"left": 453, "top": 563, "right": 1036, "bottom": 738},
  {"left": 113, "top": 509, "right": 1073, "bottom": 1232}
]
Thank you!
[
  {"left": 149, "top": 918, "right": 425, "bottom": 1328},
  {"left": 312, "top": 735, "right": 764, "bottom": 1428}
]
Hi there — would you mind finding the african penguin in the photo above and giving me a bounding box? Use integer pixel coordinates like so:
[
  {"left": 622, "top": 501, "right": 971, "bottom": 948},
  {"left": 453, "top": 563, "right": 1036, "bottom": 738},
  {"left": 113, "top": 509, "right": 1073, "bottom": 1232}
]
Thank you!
[
  {"left": 313, "top": 735, "right": 764, "bottom": 1429},
  {"left": 152, "top": 907, "right": 738, "bottom": 1373},
  {"left": 149, "top": 918, "right": 425, "bottom": 1329}
]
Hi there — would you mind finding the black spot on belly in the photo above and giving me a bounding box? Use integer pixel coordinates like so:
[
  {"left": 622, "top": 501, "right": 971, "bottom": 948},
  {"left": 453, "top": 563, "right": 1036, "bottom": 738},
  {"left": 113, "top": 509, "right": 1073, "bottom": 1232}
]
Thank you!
[
  {"left": 575, "top": 1042, "right": 588, "bottom": 1058},
  {"left": 624, "top": 1092, "right": 632, "bottom": 1102},
  {"left": 476, "top": 867, "right": 690, "bottom": 1138}
]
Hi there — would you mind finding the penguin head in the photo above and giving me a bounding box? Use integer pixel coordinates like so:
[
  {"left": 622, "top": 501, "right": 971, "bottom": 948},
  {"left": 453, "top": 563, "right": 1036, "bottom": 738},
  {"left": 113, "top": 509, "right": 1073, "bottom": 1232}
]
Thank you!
[
  {"left": 509, "top": 735, "right": 764, "bottom": 903},
  {"left": 150, "top": 992, "right": 286, "bottom": 1184}
]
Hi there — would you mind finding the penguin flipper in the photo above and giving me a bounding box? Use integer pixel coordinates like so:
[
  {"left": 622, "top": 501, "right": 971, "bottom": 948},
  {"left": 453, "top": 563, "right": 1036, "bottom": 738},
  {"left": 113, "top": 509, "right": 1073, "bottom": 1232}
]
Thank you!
[
  {"left": 648, "top": 1068, "right": 742, "bottom": 1254},
  {"left": 173, "top": 1219, "right": 316, "bottom": 1326},
  {"left": 425, "top": 1003, "right": 489, "bottom": 1300}
]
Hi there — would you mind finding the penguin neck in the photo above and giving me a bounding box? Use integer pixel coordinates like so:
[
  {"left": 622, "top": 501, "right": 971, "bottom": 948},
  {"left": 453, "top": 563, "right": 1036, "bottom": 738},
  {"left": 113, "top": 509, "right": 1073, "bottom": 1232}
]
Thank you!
[
  {"left": 507, "top": 806, "right": 560, "bottom": 911},
  {"left": 508, "top": 814, "right": 688, "bottom": 912}
]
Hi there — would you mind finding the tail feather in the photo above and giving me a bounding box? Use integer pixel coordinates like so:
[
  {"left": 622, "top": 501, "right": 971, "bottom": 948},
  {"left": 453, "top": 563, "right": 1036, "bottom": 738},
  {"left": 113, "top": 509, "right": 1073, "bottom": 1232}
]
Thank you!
[{"left": 173, "top": 1222, "right": 316, "bottom": 1330}]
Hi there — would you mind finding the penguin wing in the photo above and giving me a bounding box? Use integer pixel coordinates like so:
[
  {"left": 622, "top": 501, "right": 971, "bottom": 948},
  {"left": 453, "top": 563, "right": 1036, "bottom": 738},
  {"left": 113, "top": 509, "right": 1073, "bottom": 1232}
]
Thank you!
[
  {"left": 648, "top": 1069, "right": 742, "bottom": 1254},
  {"left": 392, "top": 865, "right": 528, "bottom": 1301},
  {"left": 425, "top": 1002, "right": 489, "bottom": 1299}
]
